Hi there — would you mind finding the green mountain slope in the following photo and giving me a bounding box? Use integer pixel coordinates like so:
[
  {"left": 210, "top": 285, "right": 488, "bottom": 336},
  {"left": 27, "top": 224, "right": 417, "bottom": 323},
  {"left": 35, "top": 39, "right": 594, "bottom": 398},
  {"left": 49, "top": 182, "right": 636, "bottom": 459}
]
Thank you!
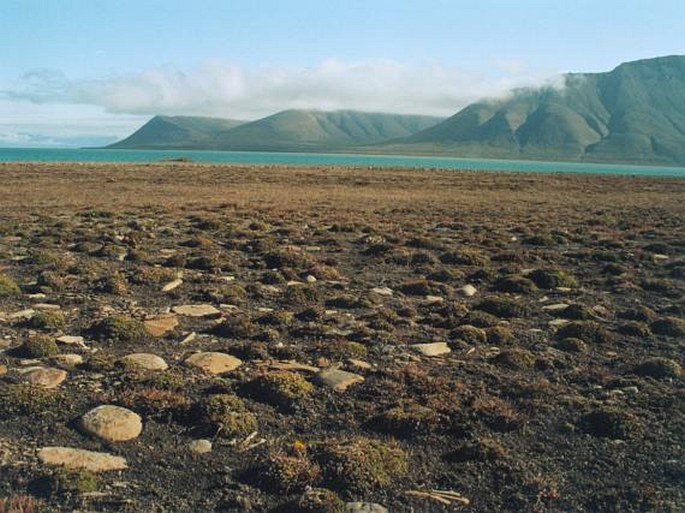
[
  {"left": 384, "top": 55, "right": 685, "bottom": 165},
  {"left": 108, "top": 115, "right": 246, "bottom": 149},
  {"left": 211, "top": 110, "right": 444, "bottom": 151}
]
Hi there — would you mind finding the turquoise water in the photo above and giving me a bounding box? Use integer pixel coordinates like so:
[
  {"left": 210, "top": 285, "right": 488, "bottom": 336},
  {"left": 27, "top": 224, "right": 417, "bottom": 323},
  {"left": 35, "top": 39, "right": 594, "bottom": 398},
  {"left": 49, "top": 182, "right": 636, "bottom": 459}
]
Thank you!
[{"left": 1, "top": 147, "right": 684, "bottom": 177}]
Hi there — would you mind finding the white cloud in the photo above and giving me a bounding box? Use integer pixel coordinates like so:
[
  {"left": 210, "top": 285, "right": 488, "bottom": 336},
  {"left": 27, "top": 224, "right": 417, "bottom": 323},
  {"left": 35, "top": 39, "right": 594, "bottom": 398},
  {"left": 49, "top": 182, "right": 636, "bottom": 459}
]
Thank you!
[{"left": 3, "top": 59, "right": 559, "bottom": 120}]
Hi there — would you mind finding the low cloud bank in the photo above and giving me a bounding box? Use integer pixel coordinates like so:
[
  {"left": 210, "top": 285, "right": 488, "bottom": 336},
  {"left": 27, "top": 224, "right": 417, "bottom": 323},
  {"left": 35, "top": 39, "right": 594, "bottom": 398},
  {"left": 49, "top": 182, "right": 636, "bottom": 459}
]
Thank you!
[{"left": 4, "top": 59, "right": 560, "bottom": 120}]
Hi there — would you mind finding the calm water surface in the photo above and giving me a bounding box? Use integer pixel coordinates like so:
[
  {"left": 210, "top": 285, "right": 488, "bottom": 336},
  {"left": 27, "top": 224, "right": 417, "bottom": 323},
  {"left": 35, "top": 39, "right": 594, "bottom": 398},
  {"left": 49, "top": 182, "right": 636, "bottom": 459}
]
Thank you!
[{"left": 1, "top": 148, "right": 684, "bottom": 177}]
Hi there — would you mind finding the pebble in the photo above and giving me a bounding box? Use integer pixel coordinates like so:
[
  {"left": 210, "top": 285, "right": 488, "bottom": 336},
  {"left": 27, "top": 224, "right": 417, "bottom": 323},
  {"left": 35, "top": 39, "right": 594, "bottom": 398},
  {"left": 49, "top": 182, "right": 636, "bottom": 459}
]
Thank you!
[
  {"left": 0, "top": 364, "right": 7, "bottom": 375},
  {"left": 188, "top": 439, "right": 212, "bottom": 454},
  {"left": 120, "top": 353, "right": 168, "bottom": 371},
  {"left": 542, "top": 303, "right": 570, "bottom": 311},
  {"left": 459, "top": 284, "right": 477, "bottom": 297},
  {"left": 144, "top": 315, "right": 179, "bottom": 337},
  {"left": 371, "top": 286, "right": 393, "bottom": 296},
  {"left": 316, "top": 368, "right": 364, "bottom": 391},
  {"left": 161, "top": 278, "right": 183, "bottom": 292},
  {"left": 52, "top": 354, "right": 84, "bottom": 368},
  {"left": 345, "top": 503, "right": 388, "bottom": 513},
  {"left": 21, "top": 367, "right": 68, "bottom": 388},
  {"left": 81, "top": 405, "right": 143, "bottom": 442},
  {"left": 172, "top": 304, "right": 221, "bottom": 317},
  {"left": 56, "top": 335, "right": 88, "bottom": 349},
  {"left": 184, "top": 352, "right": 242, "bottom": 374},
  {"left": 38, "top": 447, "right": 128, "bottom": 473},
  {"left": 33, "top": 303, "right": 61, "bottom": 310},
  {"left": 549, "top": 319, "right": 570, "bottom": 328},
  {"left": 412, "top": 342, "right": 451, "bottom": 357},
  {"left": 425, "top": 295, "right": 444, "bottom": 304}
]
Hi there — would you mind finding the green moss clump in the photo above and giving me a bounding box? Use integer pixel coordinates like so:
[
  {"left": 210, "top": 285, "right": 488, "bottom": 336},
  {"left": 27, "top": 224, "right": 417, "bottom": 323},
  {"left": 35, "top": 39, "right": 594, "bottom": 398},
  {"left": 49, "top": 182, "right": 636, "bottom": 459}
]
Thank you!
[
  {"left": 650, "top": 317, "right": 685, "bottom": 337},
  {"left": 0, "top": 384, "right": 62, "bottom": 417},
  {"left": 555, "top": 321, "right": 615, "bottom": 344},
  {"left": 313, "top": 437, "right": 409, "bottom": 494},
  {"left": 0, "top": 274, "right": 20, "bottom": 296},
  {"left": 371, "top": 403, "right": 441, "bottom": 437},
  {"left": 320, "top": 340, "right": 367, "bottom": 361},
  {"left": 635, "top": 358, "right": 682, "bottom": 379},
  {"left": 19, "top": 335, "right": 60, "bottom": 358},
  {"left": 210, "top": 315, "right": 257, "bottom": 338},
  {"left": 94, "top": 273, "right": 128, "bottom": 295},
  {"left": 449, "top": 325, "right": 487, "bottom": 345},
  {"left": 486, "top": 326, "right": 515, "bottom": 345},
  {"left": 617, "top": 321, "right": 651, "bottom": 337},
  {"left": 256, "top": 449, "right": 321, "bottom": 493},
  {"left": 459, "top": 310, "right": 499, "bottom": 328},
  {"left": 476, "top": 297, "right": 529, "bottom": 318},
  {"left": 555, "top": 337, "right": 589, "bottom": 353},
  {"left": 131, "top": 266, "right": 178, "bottom": 285},
  {"left": 398, "top": 280, "right": 439, "bottom": 296},
  {"left": 28, "top": 311, "right": 66, "bottom": 331},
  {"left": 560, "top": 304, "right": 595, "bottom": 320},
  {"left": 494, "top": 275, "right": 538, "bottom": 294},
  {"left": 90, "top": 315, "right": 148, "bottom": 343},
  {"left": 297, "top": 488, "right": 345, "bottom": 513},
  {"left": 48, "top": 468, "right": 97, "bottom": 495},
  {"left": 528, "top": 269, "right": 577, "bottom": 289},
  {"left": 250, "top": 372, "right": 314, "bottom": 408},
  {"left": 201, "top": 394, "right": 257, "bottom": 438},
  {"left": 439, "top": 249, "right": 488, "bottom": 266},
  {"left": 264, "top": 247, "right": 313, "bottom": 269},
  {"left": 284, "top": 285, "right": 320, "bottom": 306},
  {"left": 492, "top": 348, "right": 536, "bottom": 370},
  {"left": 256, "top": 310, "right": 294, "bottom": 327}
]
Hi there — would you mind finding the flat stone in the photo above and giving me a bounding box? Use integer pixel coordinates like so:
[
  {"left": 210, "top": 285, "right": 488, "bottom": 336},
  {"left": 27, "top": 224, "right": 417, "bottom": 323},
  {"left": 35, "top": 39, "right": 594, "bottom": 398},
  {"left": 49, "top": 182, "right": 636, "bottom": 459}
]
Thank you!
[
  {"left": 459, "top": 285, "right": 478, "bottom": 297},
  {"left": 316, "top": 368, "right": 364, "bottom": 391},
  {"left": 56, "top": 335, "right": 88, "bottom": 349},
  {"left": 52, "top": 354, "right": 84, "bottom": 368},
  {"left": 81, "top": 405, "right": 142, "bottom": 442},
  {"left": 172, "top": 304, "right": 221, "bottom": 317},
  {"left": 185, "top": 352, "right": 242, "bottom": 375},
  {"left": 188, "top": 439, "right": 212, "bottom": 454},
  {"left": 542, "top": 303, "right": 570, "bottom": 311},
  {"left": 425, "top": 295, "right": 444, "bottom": 304},
  {"left": 549, "top": 319, "right": 570, "bottom": 328},
  {"left": 412, "top": 342, "right": 451, "bottom": 357},
  {"left": 347, "top": 358, "right": 373, "bottom": 370},
  {"left": 345, "top": 503, "right": 388, "bottom": 513},
  {"left": 162, "top": 279, "right": 183, "bottom": 292},
  {"left": 33, "top": 303, "right": 61, "bottom": 310},
  {"left": 38, "top": 447, "right": 128, "bottom": 473},
  {"left": 120, "top": 353, "right": 168, "bottom": 371},
  {"left": 144, "top": 315, "right": 179, "bottom": 337},
  {"left": 8, "top": 309, "right": 35, "bottom": 320},
  {"left": 0, "top": 364, "right": 7, "bottom": 375},
  {"left": 22, "top": 367, "right": 67, "bottom": 388},
  {"left": 371, "top": 286, "right": 393, "bottom": 296}
]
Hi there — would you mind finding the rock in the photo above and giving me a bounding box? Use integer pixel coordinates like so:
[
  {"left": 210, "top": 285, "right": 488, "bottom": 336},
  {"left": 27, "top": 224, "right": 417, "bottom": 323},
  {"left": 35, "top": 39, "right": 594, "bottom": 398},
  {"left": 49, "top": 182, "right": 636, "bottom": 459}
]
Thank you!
[
  {"left": 459, "top": 285, "right": 477, "bottom": 297},
  {"left": 316, "top": 368, "right": 364, "bottom": 391},
  {"left": 38, "top": 447, "right": 128, "bottom": 473},
  {"left": 542, "top": 303, "right": 570, "bottom": 312},
  {"left": 33, "top": 303, "right": 61, "bottom": 310},
  {"left": 81, "top": 405, "right": 143, "bottom": 442},
  {"left": 120, "top": 353, "right": 168, "bottom": 371},
  {"left": 188, "top": 439, "right": 212, "bottom": 454},
  {"left": 371, "top": 286, "right": 393, "bottom": 296},
  {"left": 172, "top": 304, "right": 221, "bottom": 317},
  {"left": 21, "top": 367, "right": 67, "bottom": 388},
  {"left": 348, "top": 358, "right": 373, "bottom": 370},
  {"left": 162, "top": 278, "right": 183, "bottom": 292},
  {"left": 345, "top": 503, "right": 388, "bottom": 513},
  {"left": 412, "top": 342, "right": 451, "bottom": 357},
  {"left": 185, "top": 352, "right": 242, "bottom": 375},
  {"left": 52, "top": 354, "right": 84, "bottom": 368},
  {"left": 0, "top": 364, "right": 7, "bottom": 375},
  {"left": 425, "top": 295, "right": 444, "bottom": 304},
  {"left": 56, "top": 335, "right": 88, "bottom": 349},
  {"left": 8, "top": 309, "right": 35, "bottom": 320},
  {"left": 144, "top": 315, "right": 179, "bottom": 337}
]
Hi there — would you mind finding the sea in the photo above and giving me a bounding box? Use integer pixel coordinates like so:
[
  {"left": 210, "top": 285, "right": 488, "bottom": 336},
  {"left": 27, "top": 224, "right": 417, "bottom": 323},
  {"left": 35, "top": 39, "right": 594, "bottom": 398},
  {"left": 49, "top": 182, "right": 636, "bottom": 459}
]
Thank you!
[{"left": 1, "top": 147, "right": 685, "bottom": 177}]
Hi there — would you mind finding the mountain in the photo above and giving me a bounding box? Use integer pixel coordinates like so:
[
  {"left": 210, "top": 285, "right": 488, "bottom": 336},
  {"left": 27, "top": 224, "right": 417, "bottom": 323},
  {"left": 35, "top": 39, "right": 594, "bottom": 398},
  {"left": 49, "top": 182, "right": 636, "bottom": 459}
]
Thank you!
[
  {"left": 108, "top": 115, "right": 246, "bottom": 149},
  {"left": 107, "top": 111, "right": 444, "bottom": 151},
  {"left": 382, "top": 55, "right": 685, "bottom": 166},
  {"left": 210, "top": 110, "right": 444, "bottom": 151}
]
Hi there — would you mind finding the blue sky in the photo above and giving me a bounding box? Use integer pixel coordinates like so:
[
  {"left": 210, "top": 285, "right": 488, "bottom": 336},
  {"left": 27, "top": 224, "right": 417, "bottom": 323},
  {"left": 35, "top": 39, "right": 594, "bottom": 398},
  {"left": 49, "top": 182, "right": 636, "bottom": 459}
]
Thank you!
[{"left": 1, "top": 0, "right": 684, "bottom": 146}]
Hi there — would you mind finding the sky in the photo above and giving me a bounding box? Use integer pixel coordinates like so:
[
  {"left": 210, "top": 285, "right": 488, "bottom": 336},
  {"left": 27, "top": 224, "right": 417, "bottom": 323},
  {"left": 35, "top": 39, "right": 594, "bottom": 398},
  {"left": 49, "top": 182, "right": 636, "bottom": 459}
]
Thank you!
[{"left": 1, "top": 0, "right": 684, "bottom": 147}]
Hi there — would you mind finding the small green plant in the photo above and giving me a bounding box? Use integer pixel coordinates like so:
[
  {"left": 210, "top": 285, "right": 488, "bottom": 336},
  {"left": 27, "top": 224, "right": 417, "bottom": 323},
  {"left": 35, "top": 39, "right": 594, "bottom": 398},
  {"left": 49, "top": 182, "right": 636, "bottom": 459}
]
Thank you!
[
  {"left": 211, "top": 315, "right": 257, "bottom": 338},
  {"left": 579, "top": 408, "right": 639, "bottom": 439},
  {"left": 0, "top": 274, "right": 20, "bottom": 296},
  {"left": 370, "top": 402, "right": 441, "bottom": 437},
  {"left": 528, "top": 269, "right": 577, "bottom": 289},
  {"left": 0, "top": 494, "right": 41, "bottom": 513},
  {"left": 492, "top": 348, "right": 536, "bottom": 370},
  {"left": 650, "top": 317, "right": 685, "bottom": 337},
  {"left": 255, "top": 447, "right": 320, "bottom": 493},
  {"left": 446, "top": 437, "right": 508, "bottom": 462},
  {"left": 90, "top": 315, "right": 148, "bottom": 343},
  {"left": 48, "top": 468, "right": 98, "bottom": 495},
  {"left": 0, "top": 384, "right": 62, "bottom": 417},
  {"left": 449, "top": 325, "right": 487, "bottom": 345},
  {"left": 249, "top": 372, "right": 314, "bottom": 408},
  {"left": 18, "top": 335, "right": 60, "bottom": 358},
  {"left": 313, "top": 436, "right": 409, "bottom": 494},
  {"left": 476, "top": 297, "right": 529, "bottom": 318},
  {"left": 555, "top": 321, "right": 615, "bottom": 344},
  {"left": 28, "top": 311, "right": 66, "bottom": 331},
  {"left": 297, "top": 488, "right": 345, "bottom": 513},
  {"left": 635, "top": 358, "right": 682, "bottom": 379},
  {"left": 201, "top": 394, "right": 257, "bottom": 438},
  {"left": 494, "top": 275, "right": 538, "bottom": 294}
]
